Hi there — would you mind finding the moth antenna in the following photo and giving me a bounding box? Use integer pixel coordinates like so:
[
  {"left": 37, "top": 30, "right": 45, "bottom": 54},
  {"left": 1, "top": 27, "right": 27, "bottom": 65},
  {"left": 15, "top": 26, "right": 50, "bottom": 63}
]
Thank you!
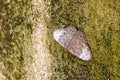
[{"left": 63, "top": 24, "right": 70, "bottom": 28}]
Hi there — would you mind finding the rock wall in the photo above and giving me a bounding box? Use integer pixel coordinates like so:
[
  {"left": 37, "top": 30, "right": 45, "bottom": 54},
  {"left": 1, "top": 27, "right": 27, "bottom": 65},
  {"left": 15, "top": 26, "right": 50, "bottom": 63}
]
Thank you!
[{"left": 0, "top": 0, "right": 119, "bottom": 80}]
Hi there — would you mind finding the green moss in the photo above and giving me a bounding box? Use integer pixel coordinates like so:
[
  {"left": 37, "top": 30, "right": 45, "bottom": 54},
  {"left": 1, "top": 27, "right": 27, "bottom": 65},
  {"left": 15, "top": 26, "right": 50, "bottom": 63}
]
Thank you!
[
  {"left": 0, "top": 0, "right": 119, "bottom": 79},
  {"left": 0, "top": 0, "right": 33, "bottom": 80},
  {"left": 47, "top": 0, "right": 120, "bottom": 80}
]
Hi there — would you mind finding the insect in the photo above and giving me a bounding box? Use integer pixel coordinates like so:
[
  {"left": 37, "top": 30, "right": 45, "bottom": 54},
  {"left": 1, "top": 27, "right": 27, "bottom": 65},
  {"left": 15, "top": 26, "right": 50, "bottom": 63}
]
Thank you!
[{"left": 53, "top": 26, "right": 92, "bottom": 61}]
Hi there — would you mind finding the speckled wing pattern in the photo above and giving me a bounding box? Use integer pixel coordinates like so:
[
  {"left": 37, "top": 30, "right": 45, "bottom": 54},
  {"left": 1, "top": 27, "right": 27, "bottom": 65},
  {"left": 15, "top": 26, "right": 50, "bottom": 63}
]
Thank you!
[{"left": 53, "top": 26, "right": 92, "bottom": 61}]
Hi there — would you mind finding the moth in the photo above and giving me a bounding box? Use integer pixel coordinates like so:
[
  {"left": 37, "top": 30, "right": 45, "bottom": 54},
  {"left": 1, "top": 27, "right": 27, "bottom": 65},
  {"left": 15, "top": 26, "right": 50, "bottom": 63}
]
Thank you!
[{"left": 53, "top": 26, "right": 92, "bottom": 61}]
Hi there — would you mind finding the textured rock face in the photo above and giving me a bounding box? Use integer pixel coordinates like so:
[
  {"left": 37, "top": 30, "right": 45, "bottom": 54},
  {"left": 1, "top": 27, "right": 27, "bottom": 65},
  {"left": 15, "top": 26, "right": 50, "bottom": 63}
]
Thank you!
[{"left": 53, "top": 26, "right": 92, "bottom": 61}]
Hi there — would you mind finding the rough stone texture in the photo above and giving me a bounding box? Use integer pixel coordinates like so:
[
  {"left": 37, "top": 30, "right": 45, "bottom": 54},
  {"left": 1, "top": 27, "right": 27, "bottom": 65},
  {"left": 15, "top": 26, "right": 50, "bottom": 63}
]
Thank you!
[
  {"left": 0, "top": 62, "right": 6, "bottom": 80},
  {"left": 48, "top": 0, "right": 120, "bottom": 80},
  {"left": 0, "top": 0, "right": 119, "bottom": 80},
  {"left": 26, "top": 0, "right": 53, "bottom": 80}
]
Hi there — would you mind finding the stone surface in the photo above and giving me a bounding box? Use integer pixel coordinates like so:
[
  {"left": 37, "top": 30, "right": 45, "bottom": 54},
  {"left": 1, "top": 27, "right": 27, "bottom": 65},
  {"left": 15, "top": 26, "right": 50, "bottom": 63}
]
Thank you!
[{"left": 53, "top": 26, "right": 92, "bottom": 61}]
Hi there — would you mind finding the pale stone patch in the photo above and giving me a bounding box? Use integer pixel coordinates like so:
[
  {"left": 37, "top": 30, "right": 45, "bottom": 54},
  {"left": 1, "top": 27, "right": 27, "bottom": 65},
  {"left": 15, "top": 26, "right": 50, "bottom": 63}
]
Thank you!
[
  {"left": 25, "top": 0, "right": 52, "bottom": 80},
  {"left": 0, "top": 62, "right": 6, "bottom": 80}
]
